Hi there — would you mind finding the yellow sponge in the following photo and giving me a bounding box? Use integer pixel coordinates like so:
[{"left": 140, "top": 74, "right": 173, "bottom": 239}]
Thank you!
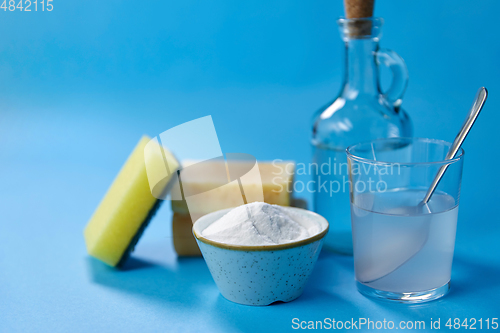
[{"left": 84, "top": 135, "right": 179, "bottom": 267}]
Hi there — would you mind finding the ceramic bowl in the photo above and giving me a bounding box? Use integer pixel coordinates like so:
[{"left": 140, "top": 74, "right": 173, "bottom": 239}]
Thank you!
[{"left": 192, "top": 206, "right": 329, "bottom": 306}]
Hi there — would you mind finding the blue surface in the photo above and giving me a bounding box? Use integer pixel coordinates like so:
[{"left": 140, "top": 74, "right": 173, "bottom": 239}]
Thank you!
[{"left": 1, "top": 1, "right": 499, "bottom": 332}]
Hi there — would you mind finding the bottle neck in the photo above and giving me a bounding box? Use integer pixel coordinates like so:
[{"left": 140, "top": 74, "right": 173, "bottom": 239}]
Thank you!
[{"left": 341, "top": 39, "right": 380, "bottom": 97}]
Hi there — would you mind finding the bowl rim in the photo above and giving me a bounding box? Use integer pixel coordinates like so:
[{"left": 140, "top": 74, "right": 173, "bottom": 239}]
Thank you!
[{"left": 192, "top": 205, "right": 329, "bottom": 251}]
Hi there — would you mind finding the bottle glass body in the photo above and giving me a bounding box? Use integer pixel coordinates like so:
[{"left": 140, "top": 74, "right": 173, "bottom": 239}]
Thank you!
[{"left": 312, "top": 18, "right": 413, "bottom": 254}]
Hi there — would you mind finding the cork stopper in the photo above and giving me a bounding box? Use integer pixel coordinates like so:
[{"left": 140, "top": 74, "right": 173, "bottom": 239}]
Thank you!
[
  {"left": 343, "top": 0, "right": 375, "bottom": 37},
  {"left": 344, "top": 0, "right": 374, "bottom": 19}
]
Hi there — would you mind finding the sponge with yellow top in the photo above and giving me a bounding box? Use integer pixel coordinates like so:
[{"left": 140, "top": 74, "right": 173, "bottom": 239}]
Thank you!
[{"left": 84, "top": 135, "right": 179, "bottom": 267}]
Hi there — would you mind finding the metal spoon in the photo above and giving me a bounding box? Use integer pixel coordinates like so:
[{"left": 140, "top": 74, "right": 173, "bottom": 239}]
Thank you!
[{"left": 420, "top": 87, "right": 488, "bottom": 205}]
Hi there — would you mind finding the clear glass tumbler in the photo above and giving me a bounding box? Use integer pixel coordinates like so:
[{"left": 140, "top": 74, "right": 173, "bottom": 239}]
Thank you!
[{"left": 346, "top": 138, "right": 464, "bottom": 303}]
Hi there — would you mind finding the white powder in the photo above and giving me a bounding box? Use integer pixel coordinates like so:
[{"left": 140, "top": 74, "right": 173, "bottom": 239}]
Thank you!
[{"left": 202, "top": 202, "right": 320, "bottom": 246}]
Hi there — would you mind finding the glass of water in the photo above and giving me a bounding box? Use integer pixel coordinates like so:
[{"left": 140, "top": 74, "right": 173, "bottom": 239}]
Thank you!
[{"left": 346, "top": 138, "right": 464, "bottom": 303}]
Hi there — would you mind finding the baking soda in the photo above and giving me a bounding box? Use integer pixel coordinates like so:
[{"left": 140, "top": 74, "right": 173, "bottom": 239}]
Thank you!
[{"left": 202, "top": 202, "right": 320, "bottom": 246}]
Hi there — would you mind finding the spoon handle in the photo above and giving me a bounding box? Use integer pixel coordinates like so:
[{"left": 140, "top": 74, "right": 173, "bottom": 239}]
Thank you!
[{"left": 421, "top": 87, "right": 488, "bottom": 204}]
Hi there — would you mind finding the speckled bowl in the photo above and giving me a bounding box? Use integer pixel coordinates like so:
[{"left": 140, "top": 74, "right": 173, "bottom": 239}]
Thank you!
[{"left": 192, "top": 206, "right": 329, "bottom": 306}]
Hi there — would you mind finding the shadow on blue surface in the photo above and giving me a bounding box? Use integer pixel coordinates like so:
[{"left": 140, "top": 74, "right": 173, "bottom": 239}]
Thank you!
[
  {"left": 446, "top": 256, "right": 500, "bottom": 300},
  {"left": 301, "top": 251, "right": 500, "bottom": 318},
  {"left": 85, "top": 255, "right": 218, "bottom": 308},
  {"left": 83, "top": 243, "right": 500, "bottom": 332}
]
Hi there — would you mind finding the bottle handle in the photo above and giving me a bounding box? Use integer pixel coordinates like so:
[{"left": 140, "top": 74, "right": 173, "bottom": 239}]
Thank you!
[{"left": 376, "top": 48, "right": 409, "bottom": 108}]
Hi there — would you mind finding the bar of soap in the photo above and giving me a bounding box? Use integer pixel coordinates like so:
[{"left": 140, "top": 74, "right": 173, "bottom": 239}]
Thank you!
[
  {"left": 172, "top": 212, "right": 203, "bottom": 256},
  {"left": 171, "top": 160, "right": 295, "bottom": 214},
  {"left": 84, "top": 136, "right": 179, "bottom": 267}
]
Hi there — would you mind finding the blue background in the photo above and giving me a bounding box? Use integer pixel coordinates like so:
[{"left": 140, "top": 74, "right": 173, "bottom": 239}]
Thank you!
[{"left": 1, "top": 0, "right": 499, "bottom": 332}]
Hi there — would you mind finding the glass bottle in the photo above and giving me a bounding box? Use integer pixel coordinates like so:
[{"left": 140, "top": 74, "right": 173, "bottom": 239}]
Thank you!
[{"left": 312, "top": 17, "right": 412, "bottom": 254}]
